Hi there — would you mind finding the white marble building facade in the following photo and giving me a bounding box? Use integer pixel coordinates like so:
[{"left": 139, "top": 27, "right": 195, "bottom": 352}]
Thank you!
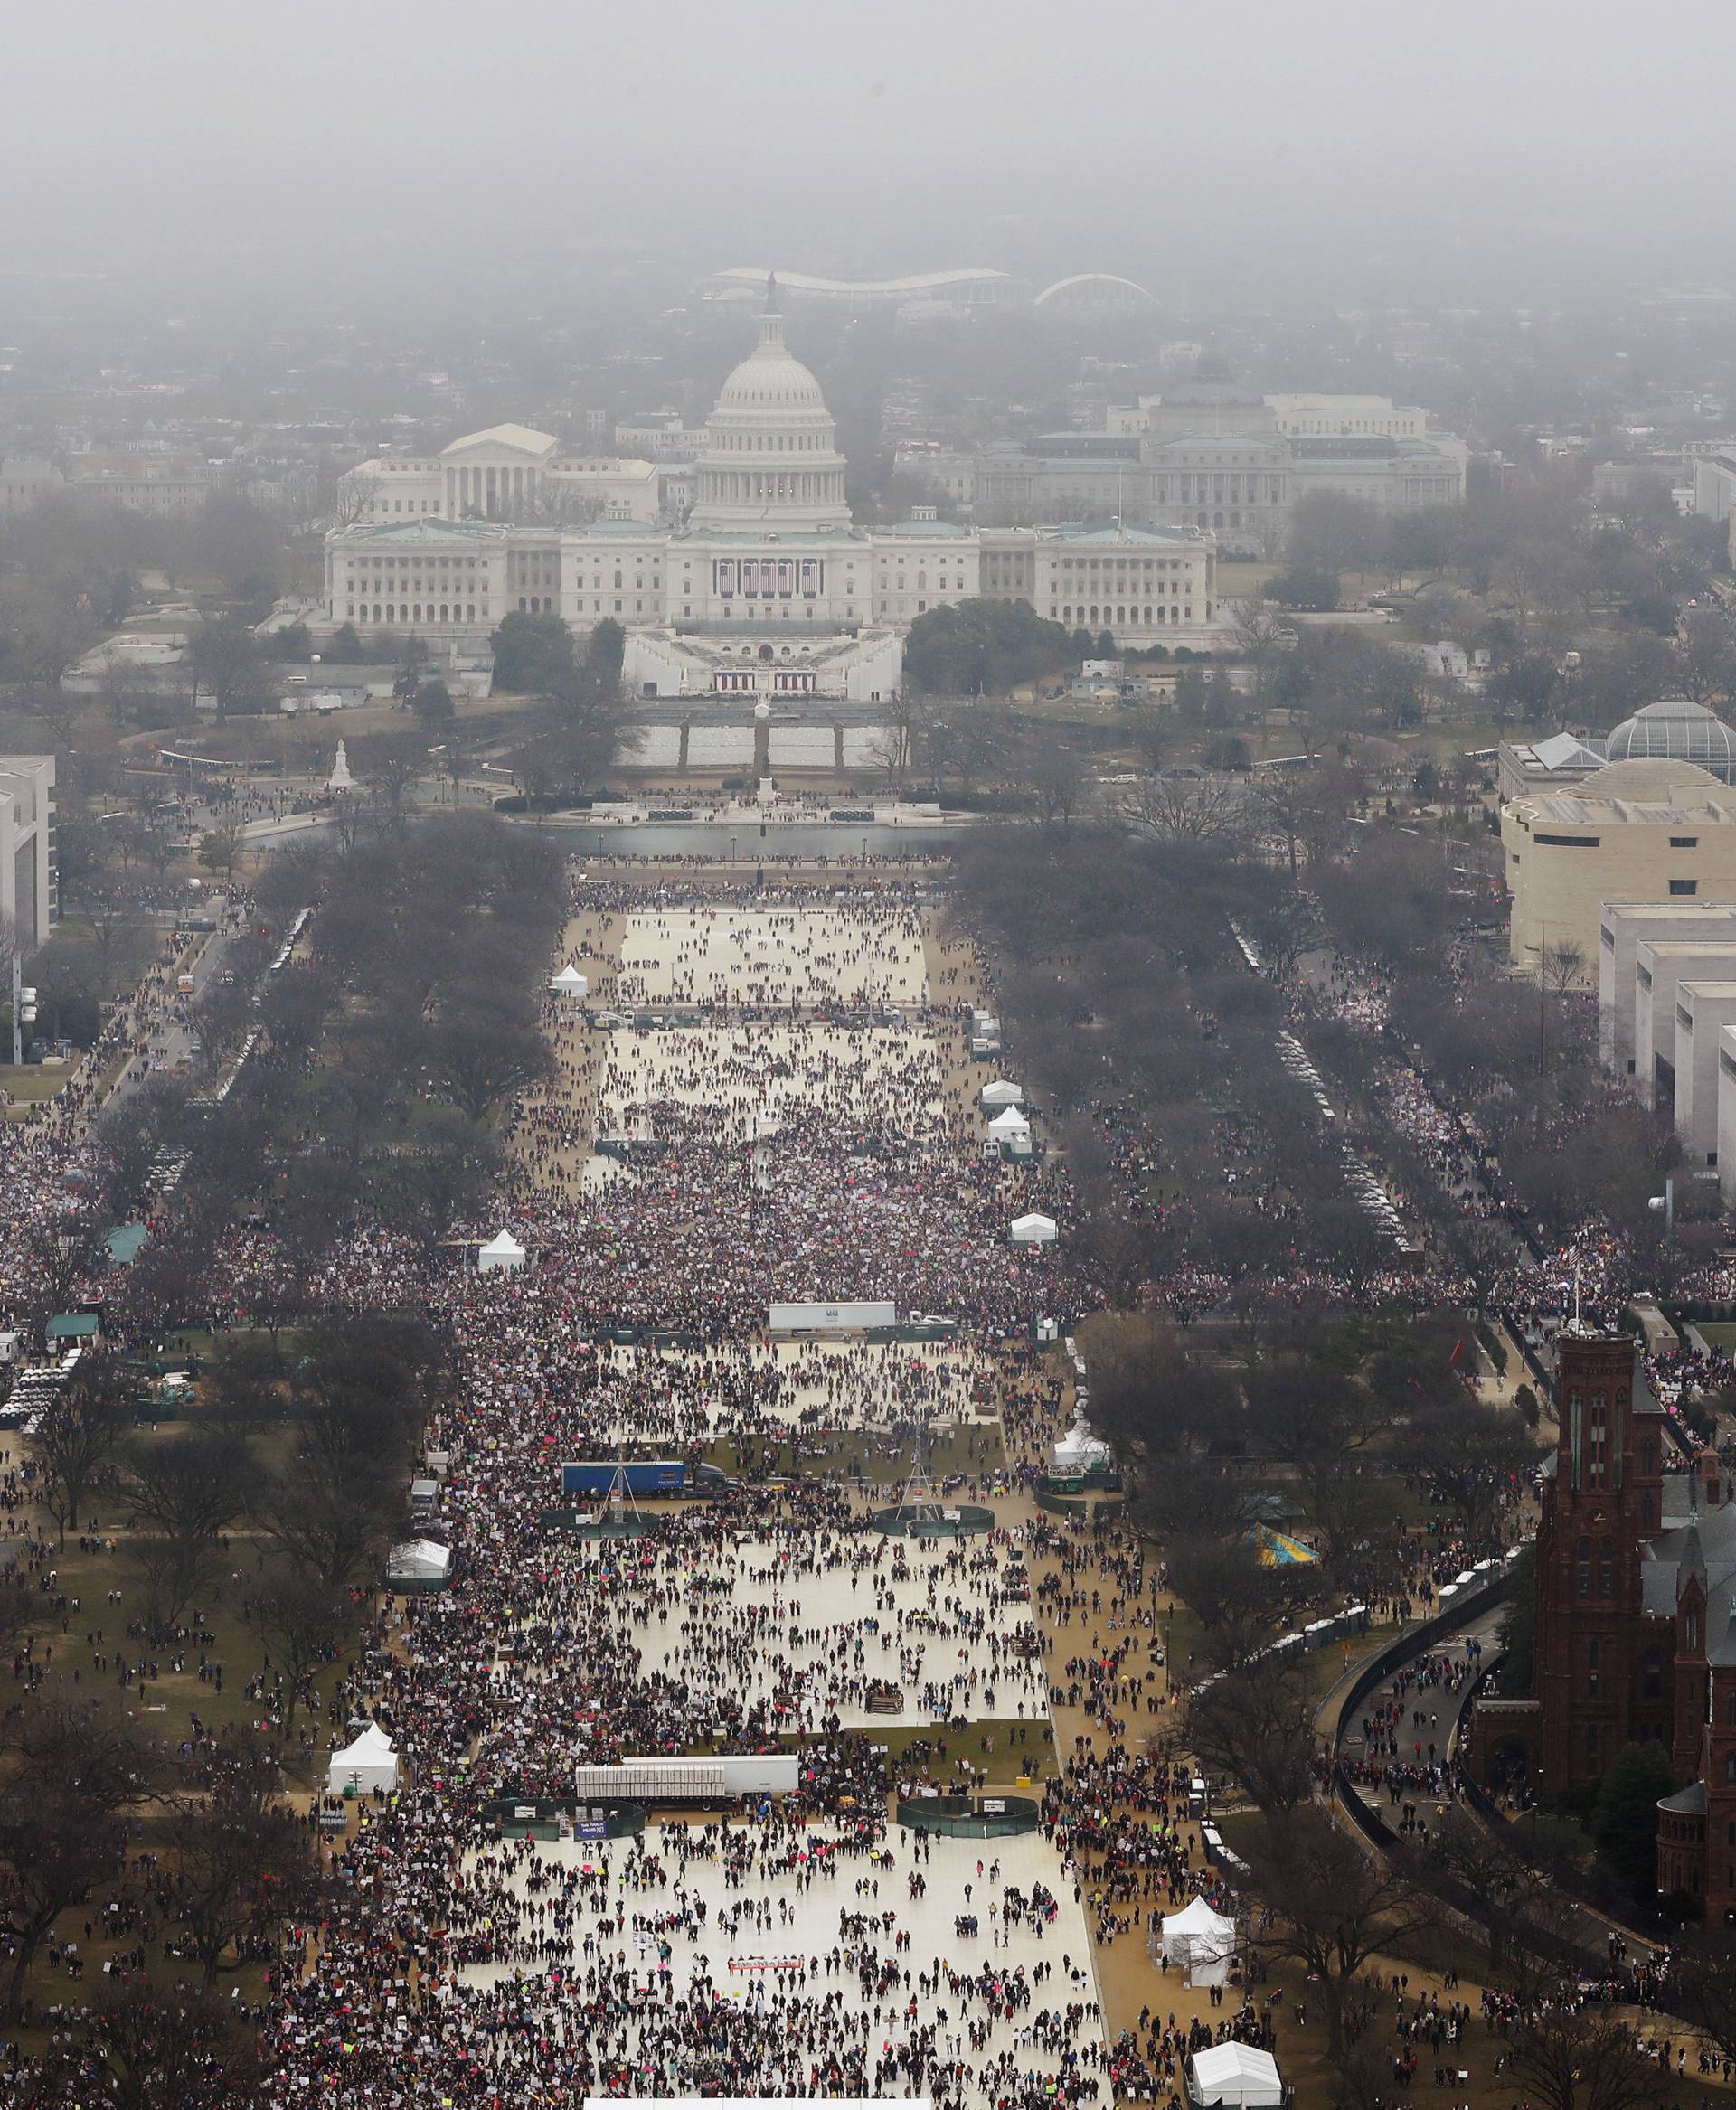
[{"left": 320, "top": 285, "right": 1222, "bottom": 683}]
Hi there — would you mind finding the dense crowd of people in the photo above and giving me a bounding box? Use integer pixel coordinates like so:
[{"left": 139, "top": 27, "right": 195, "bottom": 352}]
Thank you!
[{"left": 0, "top": 854, "right": 1713, "bottom": 2107}]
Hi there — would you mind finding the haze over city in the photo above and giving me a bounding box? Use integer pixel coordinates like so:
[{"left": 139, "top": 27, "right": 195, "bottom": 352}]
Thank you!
[{"left": 6, "top": 0, "right": 1735, "bottom": 308}]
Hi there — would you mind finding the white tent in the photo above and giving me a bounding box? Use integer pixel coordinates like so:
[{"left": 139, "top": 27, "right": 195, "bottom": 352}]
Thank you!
[
  {"left": 987, "top": 1107, "right": 1031, "bottom": 1136},
  {"left": 1052, "top": 1408, "right": 1113, "bottom": 1476},
  {"left": 1010, "top": 1212, "right": 1059, "bottom": 1245},
  {"left": 477, "top": 1229, "right": 526, "bottom": 1274},
  {"left": 327, "top": 1721, "right": 399, "bottom": 1795},
  {"left": 387, "top": 1538, "right": 454, "bottom": 1590},
  {"left": 1162, "top": 1896, "right": 1238, "bottom": 1986},
  {"left": 550, "top": 964, "right": 589, "bottom": 997},
  {"left": 1189, "top": 2041, "right": 1280, "bottom": 2108},
  {"left": 980, "top": 1079, "right": 1025, "bottom": 1108}
]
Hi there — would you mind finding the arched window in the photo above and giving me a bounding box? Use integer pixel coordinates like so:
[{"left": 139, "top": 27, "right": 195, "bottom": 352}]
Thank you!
[
  {"left": 1577, "top": 1537, "right": 1591, "bottom": 1596},
  {"left": 1724, "top": 1753, "right": 1736, "bottom": 1786},
  {"left": 1599, "top": 1540, "right": 1616, "bottom": 1597},
  {"left": 1642, "top": 1648, "right": 1665, "bottom": 1700}
]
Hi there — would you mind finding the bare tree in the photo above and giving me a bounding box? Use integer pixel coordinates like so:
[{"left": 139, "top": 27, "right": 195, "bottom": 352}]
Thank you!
[
  {"left": 197, "top": 818, "right": 246, "bottom": 883},
  {"left": 165, "top": 1750, "right": 326, "bottom": 1989},
  {"left": 1247, "top": 1807, "right": 1430, "bottom": 2058},
  {"left": 1226, "top": 599, "right": 1294, "bottom": 711},
  {"left": 330, "top": 466, "right": 381, "bottom": 529},
  {"left": 1127, "top": 772, "right": 1249, "bottom": 843},
  {"left": 243, "top": 1562, "right": 351, "bottom": 1740},
  {"left": 1187, "top": 1651, "right": 1319, "bottom": 1813},
  {"left": 88, "top": 1978, "right": 263, "bottom": 2108},
  {"left": 34, "top": 1359, "right": 135, "bottom": 1544},
  {"left": 1502, "top": 2004, "right": 1667, "bottom": 2110},
  {"left": 0, "top": 1701, "right": 165, "bottom": 2018}
]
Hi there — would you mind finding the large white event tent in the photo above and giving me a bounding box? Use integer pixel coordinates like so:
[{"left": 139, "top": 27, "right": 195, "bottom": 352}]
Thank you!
[
  {"left": 1052, "top": 1407, "right": 1114, "bottom": 1476},
  {"left": 1010, "top": 1212, "right": 1059, "bottom": 1244},
  {"left": 980, "top": 1079, "right": 1025, "bottom": 1108},
  {"left": 550, "top": 964, "right": 589, "bottom": 997},
  {"left": 327, "top": 1722, "right": 400, "bottom": 1795},
  {"left": 1161, "top": 1896, "right": 1238, "bottom": 1986},
  {"left": 987, "top": 1106, "right": 1031, "bottom": 1138},
  {"left": 386, "top": 1539, "right": 454, "bottom": 1592},
  {"left": 1188, "top": 2041, "right": 1282, "bottom": 2108},
  {"left": 477, "top": 1229, "right": 526, "bottom": 1274}
]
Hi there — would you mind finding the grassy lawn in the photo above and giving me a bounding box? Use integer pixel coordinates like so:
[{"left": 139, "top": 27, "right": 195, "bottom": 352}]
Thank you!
[
  {"left": 684, "top": 1719, "right": 1052, "bottom": 1785},
  {"left": 1, "top": 1065, "right": 72, "bottom": 1112},
  {"left": 1694, "top": 1323, "right": 1736, "bottom": 1353},
  {"left": 15, "top": 1502, "right": 356, "bottom": 1780},
  {"left": 1215, "top": 559, "right": 1279, "bottom": 599}
]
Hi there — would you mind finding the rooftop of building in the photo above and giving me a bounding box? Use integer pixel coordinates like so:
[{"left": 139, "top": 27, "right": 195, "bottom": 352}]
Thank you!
[
  {"left": 709, "top": 266, "right": 1016, "bottom": 297},
  {"left": 1033, "top": 273, "right": 1154, "bottom": 306},
  {"left": 442, "top": 422, "right": 560, "bottom": 457},
  {"left": 1511, "top": 756, "right": 1734, "bottom": 821},
  {"left": 1502, "top": 731, "right": 1607, "bottom": 776},
  {"left": 1643, "top": 1477, "right": 1736, "bottom": 1628}
]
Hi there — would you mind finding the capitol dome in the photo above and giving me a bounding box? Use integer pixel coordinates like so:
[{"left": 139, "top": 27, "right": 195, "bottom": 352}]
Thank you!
[
  {"left": 712, "top": 322, "right": 829, "bottom": 413},
  {"left": 686, "top": 278, "right": 852, "bottom": 532},
  {"left": 1602, "top": 697, "right": 1736, "bottom": 781}
]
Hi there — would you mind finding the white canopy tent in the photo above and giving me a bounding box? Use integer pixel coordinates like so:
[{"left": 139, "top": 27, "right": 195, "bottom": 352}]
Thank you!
[
  {"left": 987, "top": 1107, "right": 1031, "bottom": 1137},
  {"left": 1052, "top": 1408, "right": 1113, "bottom": 1476},
  {"left": 550, "top": 964, "right": 589, "bottom": 997},
  {"left": 1188, "top": 2041, "right": 1280, "bottom": 2108},
  {"left": 1162, "top": 1896, "right": 1238, "bottom": 1986},
  {"left": 477, "top": 1229, "right": 526, "bottom": 1274},
  {"left": 327, "top": 1722, "right": 400, "bottom": 1795},
  {"left": 1010, "top": 1212, "right": 1059, "bottom": 1245},
  {"left": 980, "top": 1079, "right": 1025, "bottom": 1108},
  {"left": 387, "top": 1538, "right": 454, "bottom": 1590}
]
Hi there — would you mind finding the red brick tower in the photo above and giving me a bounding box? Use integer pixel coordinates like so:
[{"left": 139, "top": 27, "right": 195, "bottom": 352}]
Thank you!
[{"left": 1533, "top": 1329, "right": 1663, "bottom": 1790}]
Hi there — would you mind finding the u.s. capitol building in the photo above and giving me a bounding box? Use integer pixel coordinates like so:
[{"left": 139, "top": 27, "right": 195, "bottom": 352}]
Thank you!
[{"left": 319, "top": 283, "right": 1222, "bottom": 700}]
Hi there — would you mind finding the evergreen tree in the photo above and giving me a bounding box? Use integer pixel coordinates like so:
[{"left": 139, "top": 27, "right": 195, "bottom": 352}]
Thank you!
[{"left": 1589, "top": 1740, "right": 1675, "bottom": 1901}]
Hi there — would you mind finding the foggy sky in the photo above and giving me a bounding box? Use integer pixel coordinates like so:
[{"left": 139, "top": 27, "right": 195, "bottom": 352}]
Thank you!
[{"left": 8, "top": 0, "right": 1736, "bottom": 303}]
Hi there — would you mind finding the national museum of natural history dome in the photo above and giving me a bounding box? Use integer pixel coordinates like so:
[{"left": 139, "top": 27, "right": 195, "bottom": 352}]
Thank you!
[{"left": 317, "top": 279, "right": 1224, "bottom": 700}]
